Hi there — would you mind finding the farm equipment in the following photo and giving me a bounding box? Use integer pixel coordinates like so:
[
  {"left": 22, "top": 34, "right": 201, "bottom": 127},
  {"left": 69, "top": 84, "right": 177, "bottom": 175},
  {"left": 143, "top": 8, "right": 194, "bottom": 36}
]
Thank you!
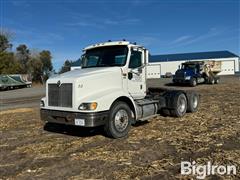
[
  {"left": 173, "top": 61, "right": 221, "bottom": 86},
  {"left": 40, "top": 41, "right": 200, "bottom": 138},
  {"left": 0, "top": 74, "right": 32, "bottom": 90}
]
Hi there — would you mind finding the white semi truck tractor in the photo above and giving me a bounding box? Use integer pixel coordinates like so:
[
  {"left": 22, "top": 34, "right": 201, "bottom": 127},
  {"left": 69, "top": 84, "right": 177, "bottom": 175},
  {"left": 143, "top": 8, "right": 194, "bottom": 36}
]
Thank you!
[{"left": 40, "top": 41, "right": 200, "bottom": 138}]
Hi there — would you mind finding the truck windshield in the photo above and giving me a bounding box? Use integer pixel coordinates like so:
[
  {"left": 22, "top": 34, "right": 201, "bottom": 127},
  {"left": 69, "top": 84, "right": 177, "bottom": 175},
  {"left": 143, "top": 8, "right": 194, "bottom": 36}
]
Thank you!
[
  {"left": 182, "top": 64, "right": 197, "bottom": 70},
  {"left": 82, "top": 45, "right": 128, "bottom": 68}
]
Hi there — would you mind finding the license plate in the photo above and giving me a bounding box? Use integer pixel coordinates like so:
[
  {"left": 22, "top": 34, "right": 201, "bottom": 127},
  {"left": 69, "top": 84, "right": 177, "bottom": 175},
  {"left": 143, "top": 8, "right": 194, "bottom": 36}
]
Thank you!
[{"left": 75, "top": 119, "right": 85, "bottom": 126}]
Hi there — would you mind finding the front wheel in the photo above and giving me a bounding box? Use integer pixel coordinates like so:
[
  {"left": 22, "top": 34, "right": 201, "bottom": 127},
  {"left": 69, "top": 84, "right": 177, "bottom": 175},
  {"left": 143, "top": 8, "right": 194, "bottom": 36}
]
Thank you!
[
  {"left": 104, "top": 101, "right": 132, "bottom": 138},
  {"left": 190, "top": 78, "right": 197, "bottom": 87}
]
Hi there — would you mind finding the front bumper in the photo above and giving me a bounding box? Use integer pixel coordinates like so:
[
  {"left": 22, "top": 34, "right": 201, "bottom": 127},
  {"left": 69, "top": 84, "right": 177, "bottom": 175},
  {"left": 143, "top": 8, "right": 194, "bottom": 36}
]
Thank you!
[
  {"left": 173, "top": 78, "right": 190, "bottom": 83},
  {"left": 40, "top": 109, "right": 108, "bottom": 127}
]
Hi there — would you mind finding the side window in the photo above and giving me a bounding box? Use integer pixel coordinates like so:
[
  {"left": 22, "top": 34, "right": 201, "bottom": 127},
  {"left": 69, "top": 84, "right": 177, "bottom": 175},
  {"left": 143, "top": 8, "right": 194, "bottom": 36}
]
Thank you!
[{"left": 129, "top": 51, "right": 142, "bottom": 69}]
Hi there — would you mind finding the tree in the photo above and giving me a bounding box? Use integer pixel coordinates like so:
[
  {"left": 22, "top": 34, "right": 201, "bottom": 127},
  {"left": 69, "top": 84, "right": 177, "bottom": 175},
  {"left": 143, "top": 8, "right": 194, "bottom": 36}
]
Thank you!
[
  {"left": 0, "top": 30, "right": 21, "bottom": 74},
  {"left": 16, "top": 44, "right": 30, "bottom": 73},
  {"left": 0, "top": 31, "right": 12, "bottom": 52},
  {"left": 39, "top": 50, "right": 53, "bottom": 80},
  {"left": 59, "top": 60, "right": 72, "bottom": 74},
  {"left": 27, "top": 57, "right": 43, "bottom": 82},
  {"left": 0, "top": 52, "right": 22, "bottom": 74}
]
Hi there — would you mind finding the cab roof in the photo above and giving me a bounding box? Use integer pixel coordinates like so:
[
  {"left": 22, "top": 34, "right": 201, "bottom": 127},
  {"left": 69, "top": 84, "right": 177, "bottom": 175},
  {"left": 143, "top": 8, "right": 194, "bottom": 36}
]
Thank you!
[{"left": 83, "top": 41, "right": 142, "bottom": 51}]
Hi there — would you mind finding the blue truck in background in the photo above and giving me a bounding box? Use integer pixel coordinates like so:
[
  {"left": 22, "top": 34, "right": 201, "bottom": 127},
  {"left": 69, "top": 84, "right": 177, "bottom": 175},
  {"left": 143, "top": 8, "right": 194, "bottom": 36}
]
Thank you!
[{"left": 172, "top": 61, "right": 221, "bottom": 87}]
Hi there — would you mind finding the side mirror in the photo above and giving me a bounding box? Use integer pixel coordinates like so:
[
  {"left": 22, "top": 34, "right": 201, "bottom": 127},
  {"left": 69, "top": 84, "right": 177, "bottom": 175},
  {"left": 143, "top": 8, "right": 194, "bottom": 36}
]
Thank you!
[{"left": 128, "top": 72, "right": 133, "bottom": 80}]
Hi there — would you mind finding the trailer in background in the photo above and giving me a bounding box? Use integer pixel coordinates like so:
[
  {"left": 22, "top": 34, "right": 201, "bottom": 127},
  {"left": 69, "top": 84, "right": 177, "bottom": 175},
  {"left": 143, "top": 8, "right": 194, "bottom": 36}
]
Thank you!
[{"left": 0, "top": 74, "right": 32, "bottom": 90}]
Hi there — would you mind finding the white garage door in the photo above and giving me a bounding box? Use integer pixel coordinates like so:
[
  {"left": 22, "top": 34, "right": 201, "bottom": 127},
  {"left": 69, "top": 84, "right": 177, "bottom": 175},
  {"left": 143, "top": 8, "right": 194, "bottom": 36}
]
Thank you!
[
  {"left": 147, "top": 64, "right": 161, "bottom": 79},
  {"left": 219, "top": 60, "right": 235, "bottom": 75}
]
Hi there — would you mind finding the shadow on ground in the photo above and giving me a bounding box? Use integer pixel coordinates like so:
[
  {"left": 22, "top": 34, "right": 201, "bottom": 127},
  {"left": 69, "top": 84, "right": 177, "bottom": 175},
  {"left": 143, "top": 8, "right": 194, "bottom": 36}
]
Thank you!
[{"left": 43, "top": 122, "right": 104, "bottom": 137}]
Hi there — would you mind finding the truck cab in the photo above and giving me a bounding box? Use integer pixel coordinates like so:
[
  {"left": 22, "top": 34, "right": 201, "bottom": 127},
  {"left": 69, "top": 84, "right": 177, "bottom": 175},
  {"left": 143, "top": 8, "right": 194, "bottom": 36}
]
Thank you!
[
  {"left": 173, "top": 61, "right": 205, "bottom": 86},
  {"left": 40, "top": 41, "right": 200, "bottom": 138}
]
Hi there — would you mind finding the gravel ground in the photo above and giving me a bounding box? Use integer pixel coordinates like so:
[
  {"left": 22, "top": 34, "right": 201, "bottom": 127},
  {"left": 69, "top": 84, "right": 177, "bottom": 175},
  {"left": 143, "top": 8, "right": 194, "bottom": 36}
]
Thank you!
[
  {"left": 0, "top": 86, "right": 45, "bottom": 111},
  {"left": 0, "top": 76, "right": 240, "bottom": 179}
]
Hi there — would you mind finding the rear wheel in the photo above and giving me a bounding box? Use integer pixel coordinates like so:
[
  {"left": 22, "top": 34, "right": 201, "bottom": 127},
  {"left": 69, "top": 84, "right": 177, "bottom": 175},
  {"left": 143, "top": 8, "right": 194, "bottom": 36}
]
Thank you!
[
  {"left": 214, "top": 78, "right": 220, "bottom": 84},
  {"left": 187, "top": 92, "right": 199, "bottom": 112},
  {"left": 209, "top": 78, "right": 215, "bottom": 84},
  {"left": 104, "top": 101, "right": 132, "bottom": 138},
  {"left": 160, "top": 108, "right": 171, "bottom": 117},
  {"left": 190, "top": 78, "right": 197, "bottom": 87},
  {"left": 170, "top": 92, "right": 187, "bottom": 117}
]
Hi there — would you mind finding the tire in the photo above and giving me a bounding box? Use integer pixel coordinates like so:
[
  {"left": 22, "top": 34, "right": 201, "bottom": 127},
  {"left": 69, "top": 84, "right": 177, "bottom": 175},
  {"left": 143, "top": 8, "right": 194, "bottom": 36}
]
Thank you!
[
  {"left": 190, "top": 78, "right": 197, "bottom": 87},
  {"left": 104, "top": 101, "right": 132, "bottom": 138},
  {"left": 187, "top": 92, "right": 199, "bottom": 113},
  {"left": 170, "top": 92, "right": 187, "bottom": 117},
  {"left": 215, "top": 78, "right": 220, "bottom": 84},
  {"left": 160, "top": 108, "right": 171, "bottom": 117},
  {"left": 209, "top": 78, "right": 215, "bottom": 85}
]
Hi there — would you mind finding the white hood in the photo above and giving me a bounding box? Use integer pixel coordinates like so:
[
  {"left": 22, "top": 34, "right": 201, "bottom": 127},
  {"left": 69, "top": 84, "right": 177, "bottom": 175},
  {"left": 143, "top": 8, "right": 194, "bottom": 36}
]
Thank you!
[
  {"left": 49, "top": 67, "right": 121, "bottom": 81},
  {"left": 45, "top": 66, "right": 124, "bottom": 111}
]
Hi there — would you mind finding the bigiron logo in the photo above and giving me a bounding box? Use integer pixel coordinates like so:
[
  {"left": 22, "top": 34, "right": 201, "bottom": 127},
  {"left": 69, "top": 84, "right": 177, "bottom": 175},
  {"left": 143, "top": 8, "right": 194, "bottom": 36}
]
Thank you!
[{"left": 181, "top": 161, "right": 237, "bottom": 179}]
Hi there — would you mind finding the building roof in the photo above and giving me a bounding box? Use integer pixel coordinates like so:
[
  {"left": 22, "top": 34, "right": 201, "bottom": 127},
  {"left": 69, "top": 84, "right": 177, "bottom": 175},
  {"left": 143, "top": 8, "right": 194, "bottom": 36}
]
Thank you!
[
  {"left": 71, "top": 50, "right": 239, "bottom": 67},
  {"left": 150, "top": 50, "right": 239, "bottom": 62}
]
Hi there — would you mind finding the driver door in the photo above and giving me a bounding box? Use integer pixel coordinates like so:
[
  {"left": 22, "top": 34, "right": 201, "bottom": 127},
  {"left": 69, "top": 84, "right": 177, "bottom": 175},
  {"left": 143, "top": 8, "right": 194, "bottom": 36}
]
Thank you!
[{"left": 127, "top": 49, "right": 146, "bottom": 99}]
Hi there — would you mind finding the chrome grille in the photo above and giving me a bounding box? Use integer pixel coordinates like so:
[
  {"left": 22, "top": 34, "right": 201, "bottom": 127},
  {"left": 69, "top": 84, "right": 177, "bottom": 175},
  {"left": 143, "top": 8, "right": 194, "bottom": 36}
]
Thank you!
[
  {"left": 48, "top": 83, "right": 72, "bottom": 107},
  {"left": 176, "top": 71, "right": 185, "bottom": 79}
]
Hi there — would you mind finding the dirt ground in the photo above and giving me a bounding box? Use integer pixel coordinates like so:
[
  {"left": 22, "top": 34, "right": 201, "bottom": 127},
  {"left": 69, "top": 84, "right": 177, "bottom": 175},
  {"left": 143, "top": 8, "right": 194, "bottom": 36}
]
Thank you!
[{"left": 0, "top": 76, "right": 240, "bottom": 179}]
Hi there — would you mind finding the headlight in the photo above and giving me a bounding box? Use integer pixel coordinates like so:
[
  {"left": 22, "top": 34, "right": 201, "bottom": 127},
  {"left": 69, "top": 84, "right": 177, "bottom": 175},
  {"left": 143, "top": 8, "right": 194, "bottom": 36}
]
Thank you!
[
  {"left": 78, "top": 102, "right": 98, "bottom": 110},
  {"left": 40, "top": 100, "right": 45, "bottom": 107}
]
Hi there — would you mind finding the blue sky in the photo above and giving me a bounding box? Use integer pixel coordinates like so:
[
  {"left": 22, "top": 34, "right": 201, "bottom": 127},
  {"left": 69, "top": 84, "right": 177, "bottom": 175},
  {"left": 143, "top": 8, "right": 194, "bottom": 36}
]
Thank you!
[{"left": 1, "top": 0, "right": 239, "bottom": 70}]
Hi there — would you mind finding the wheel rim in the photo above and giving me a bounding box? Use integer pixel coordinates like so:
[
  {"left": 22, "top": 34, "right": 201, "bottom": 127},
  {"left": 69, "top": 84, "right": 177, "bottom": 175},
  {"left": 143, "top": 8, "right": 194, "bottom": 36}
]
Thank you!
[
  {"left": 191, "top": 79, "right": 196, "bottom": 86},
  {"left": 178, "top": 98, "right": 186, "bottom": 113},
  {"left": 114, "top": 109, "right": 129, "bottom": 132},
  {"left": 192, "top": 95, "right": 198, "bottom": 109}
]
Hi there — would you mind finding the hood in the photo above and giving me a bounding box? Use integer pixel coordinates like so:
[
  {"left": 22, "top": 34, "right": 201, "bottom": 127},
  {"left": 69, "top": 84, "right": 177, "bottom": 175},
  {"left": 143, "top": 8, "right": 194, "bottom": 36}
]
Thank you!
[{"left": 49, "top": 67, "right": 122, "bottom": 80}]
